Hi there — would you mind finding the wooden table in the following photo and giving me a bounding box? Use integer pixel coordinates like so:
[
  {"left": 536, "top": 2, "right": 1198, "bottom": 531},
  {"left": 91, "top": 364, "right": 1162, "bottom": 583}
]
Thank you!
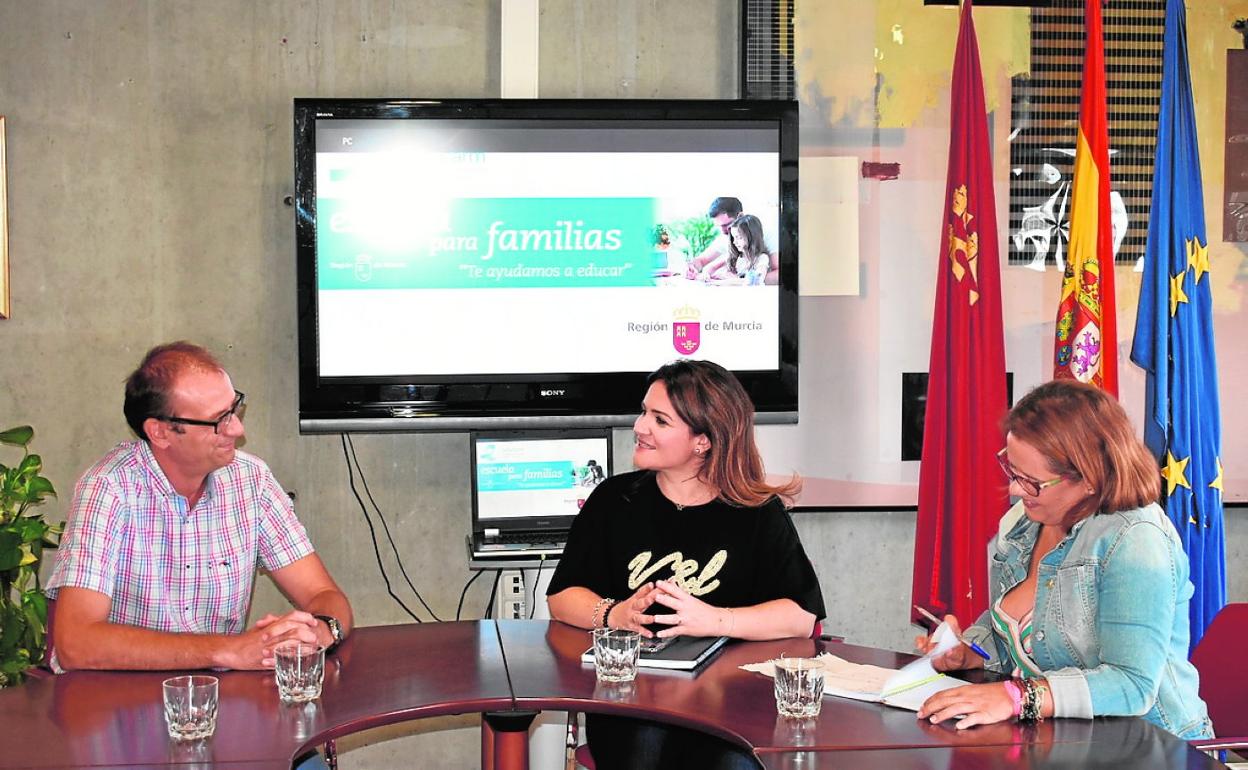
[
  {"left": 0, "top": 622, "right": 512, "bottom": 769},
  {"left": 501, "top": 620, "right": 1222, "bottom": 768},
  {"left": 0, "top": 620, "right": 1223, "bottom": 769}
]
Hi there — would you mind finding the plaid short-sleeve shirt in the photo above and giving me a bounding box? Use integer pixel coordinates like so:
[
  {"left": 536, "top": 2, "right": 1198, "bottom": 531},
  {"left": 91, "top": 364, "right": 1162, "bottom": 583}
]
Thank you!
[{"left": 47, "top": 441, "right": 314, "bottom": 638}]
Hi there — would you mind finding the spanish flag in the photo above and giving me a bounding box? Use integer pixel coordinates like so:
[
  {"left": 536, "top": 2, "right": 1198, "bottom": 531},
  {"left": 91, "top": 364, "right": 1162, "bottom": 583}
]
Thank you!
[
  {"left": 1053, "top": 0, "right": 1117, "bottom": 395},
  {"left": 911, "top": 0, "right": 1009, "bottom": 625}
]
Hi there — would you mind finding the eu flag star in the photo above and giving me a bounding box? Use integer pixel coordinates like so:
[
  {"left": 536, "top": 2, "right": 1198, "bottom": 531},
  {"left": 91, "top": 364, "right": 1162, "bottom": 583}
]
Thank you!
[
  {"left": 1186, "top": 236, "right": 1210, "bottom": 285},
  {"left": 1209, "top": 458, "right": 1224, "bottom": 495},
  {"left": 1169, "top": 271, "right": 1189, "bottom": 317},
  {"left": 1161, "top": 451, "right": 1191, "bottom": 496}
]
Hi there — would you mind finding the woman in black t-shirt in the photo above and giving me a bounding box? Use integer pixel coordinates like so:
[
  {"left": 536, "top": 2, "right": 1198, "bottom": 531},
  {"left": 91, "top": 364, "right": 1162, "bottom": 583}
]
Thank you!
[{"left": 547, "top": 360, "right": 826, "bottom": 770}]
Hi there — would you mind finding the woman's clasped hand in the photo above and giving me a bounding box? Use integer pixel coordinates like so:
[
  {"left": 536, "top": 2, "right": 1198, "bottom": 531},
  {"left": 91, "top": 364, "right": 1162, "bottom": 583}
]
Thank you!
[
  {"left": 648, "top": 579, "right": 733, "bottom": 639},
  {"left": 605, "top": 582, "right": 660, "bottom": 635}
]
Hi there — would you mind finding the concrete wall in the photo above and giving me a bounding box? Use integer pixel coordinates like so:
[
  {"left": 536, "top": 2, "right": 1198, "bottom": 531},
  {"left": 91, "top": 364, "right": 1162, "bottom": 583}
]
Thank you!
[
  {"left": 0, "top": 1, "right": 733, "bottom": 767},
  {"left": 0, "top": 2, "right": 1243, "bottom": 768}
]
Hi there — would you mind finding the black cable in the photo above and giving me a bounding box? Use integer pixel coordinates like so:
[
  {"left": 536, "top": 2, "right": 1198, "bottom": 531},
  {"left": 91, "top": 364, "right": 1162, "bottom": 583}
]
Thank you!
[
  {"left": 456, "top": 569, "right": 484, "bottom": 621},
  {"left": 340, "top": 433, "right": 422, "bottom": 622},
  {"left": 484, "top": 569, "right": 503, "bottom": 619},
  {"left": 528, "top": 557, "right": 546, "bottom": 619},
  {"left": 345, "top": 434, "right": 444, "bottom": 622}
]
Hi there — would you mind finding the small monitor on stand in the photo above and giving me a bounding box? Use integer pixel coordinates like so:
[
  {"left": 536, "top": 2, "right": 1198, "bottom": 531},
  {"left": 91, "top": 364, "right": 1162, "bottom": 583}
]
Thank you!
[{"left": 468, "top": 429, "right": 613, "bottom": 561}]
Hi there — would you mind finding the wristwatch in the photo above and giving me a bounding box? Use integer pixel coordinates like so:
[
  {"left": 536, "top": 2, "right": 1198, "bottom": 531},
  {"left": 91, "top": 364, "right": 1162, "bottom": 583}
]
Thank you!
[{"left": 314, "top": 614, "right": 345, "bottom": 653}]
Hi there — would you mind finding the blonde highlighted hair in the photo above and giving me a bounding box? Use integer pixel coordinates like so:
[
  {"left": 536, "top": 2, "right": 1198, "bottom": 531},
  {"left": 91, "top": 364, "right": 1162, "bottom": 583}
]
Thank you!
[
  {"left": 1005, "top": 379, "right": 1160, "bottom": 515},
  {"left": 647, "top": 360, "right": 800, "bottom": 507}
]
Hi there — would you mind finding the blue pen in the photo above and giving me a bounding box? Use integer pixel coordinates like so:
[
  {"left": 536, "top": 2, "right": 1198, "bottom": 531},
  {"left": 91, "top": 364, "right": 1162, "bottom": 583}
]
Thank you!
[{"left": 914, "top": 605, "right": 991, "bottom": 661}]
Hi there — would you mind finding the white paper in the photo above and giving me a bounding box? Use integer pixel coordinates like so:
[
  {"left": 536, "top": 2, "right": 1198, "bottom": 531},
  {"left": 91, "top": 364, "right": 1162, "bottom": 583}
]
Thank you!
[{"left": 740, "top": 622, "right": 968, "bottom": 712}]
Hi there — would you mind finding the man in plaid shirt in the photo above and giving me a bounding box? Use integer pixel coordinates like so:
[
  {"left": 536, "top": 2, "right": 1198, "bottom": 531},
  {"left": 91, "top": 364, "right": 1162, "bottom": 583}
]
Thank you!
[{"left": 47, "top": 342, "right": 353, "bottom": 671}]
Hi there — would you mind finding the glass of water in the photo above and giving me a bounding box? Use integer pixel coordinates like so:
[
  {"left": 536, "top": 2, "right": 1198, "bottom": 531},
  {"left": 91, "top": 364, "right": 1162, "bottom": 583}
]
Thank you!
[
  {"left": 163, "top": 675, "right": 219, "bottom": 740},
  {"left": 274, "top": 641, "right": 326, "bottom": 703},
  {"left": 592, "top": 628, "right": 641, "bottom": 683},
  {"left": 774, "top": 657, "right": 825, "bottom": 718}
]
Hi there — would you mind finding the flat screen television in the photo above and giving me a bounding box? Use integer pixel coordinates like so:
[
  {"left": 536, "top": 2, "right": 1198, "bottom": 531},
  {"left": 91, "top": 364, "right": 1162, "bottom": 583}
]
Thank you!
[{"left": 294, "top": 98, "right": 798, "bottom": 432}]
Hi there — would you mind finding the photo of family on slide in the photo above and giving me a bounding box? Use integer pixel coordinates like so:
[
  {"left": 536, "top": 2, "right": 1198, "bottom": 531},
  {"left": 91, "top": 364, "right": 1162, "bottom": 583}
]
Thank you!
[{"left": 652, "top": 196, "right": 779, "bottom": 286}]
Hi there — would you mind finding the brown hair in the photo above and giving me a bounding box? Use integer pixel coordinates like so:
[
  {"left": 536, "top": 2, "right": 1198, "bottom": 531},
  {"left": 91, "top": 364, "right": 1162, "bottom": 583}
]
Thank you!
[
  {"left": 647, "top": 360, "right": 800, "bottom": 507},
  {"left": 726, "top": 213, "right": 768, "bottom": 277},
  {"left": 123, "top": 341, "right": 225, "bottom": 441},
  {"left": 1005, "top": 379, "right": 1160, "bottom": 516}
]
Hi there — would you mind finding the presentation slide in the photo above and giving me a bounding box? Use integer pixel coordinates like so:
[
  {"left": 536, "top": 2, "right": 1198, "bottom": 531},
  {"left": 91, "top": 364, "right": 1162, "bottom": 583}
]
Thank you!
[
  {"left": 475, "top": 437, "right": 610, "bottom": 520},
  {"left": 314, "top": 122, "right": 783, "bottom": 377}
]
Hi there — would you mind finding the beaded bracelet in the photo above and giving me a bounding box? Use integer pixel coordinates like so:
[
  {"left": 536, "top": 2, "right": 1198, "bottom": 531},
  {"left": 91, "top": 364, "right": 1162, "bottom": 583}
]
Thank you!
[
  {"left": 1019, "top": 678, "right": 1037, "bottom": 721},
  {"left": 1002, "top": 679, "right": 1023, "bottom": 719},
  {"left": 601, "top": 600, "right": 619, "bottom": 629},
  {"left": 1018, "top": 678, "right": 1047, "bottom": 722},
  {"left": 590, "top": 597, "right": 615, "bottom": 628}
]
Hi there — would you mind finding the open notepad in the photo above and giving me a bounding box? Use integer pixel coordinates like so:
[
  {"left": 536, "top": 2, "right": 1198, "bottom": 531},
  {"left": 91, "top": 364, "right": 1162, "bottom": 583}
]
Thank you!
[{"left": 742, "top": 622, "right": 969, "bottom": 712}]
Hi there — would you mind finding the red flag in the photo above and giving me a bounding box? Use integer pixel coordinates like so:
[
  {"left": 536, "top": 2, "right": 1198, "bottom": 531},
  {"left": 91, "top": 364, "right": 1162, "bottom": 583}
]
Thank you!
[
  {"left": 1054, "top": 0, "right": 1118, "bottom": 394},
  {"left": 911, "top": 0, "right": 1009, "bottom": 624}
]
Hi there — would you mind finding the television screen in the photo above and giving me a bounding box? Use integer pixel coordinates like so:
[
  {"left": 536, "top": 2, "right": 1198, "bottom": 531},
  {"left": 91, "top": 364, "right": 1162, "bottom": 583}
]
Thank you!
[{"left": 294, "top": 99, "right": 798, "bottom": 431}]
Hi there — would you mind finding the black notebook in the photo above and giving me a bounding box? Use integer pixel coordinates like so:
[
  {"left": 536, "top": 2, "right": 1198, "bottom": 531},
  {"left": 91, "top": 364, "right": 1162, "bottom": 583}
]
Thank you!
[{"left": 582, "top": 635, "right": 730, "bottom": 671}]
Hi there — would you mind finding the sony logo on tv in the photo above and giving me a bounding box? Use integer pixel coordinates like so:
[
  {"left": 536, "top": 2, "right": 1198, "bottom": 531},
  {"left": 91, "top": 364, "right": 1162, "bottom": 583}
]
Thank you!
[{"left": 539, "top": 389, "right": 567, "bottom": 398}]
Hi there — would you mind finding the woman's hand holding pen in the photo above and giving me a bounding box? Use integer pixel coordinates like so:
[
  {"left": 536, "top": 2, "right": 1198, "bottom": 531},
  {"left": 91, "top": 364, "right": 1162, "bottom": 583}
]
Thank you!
[{"left": 914, "top": 614, "right": 985, "bottom": 672}]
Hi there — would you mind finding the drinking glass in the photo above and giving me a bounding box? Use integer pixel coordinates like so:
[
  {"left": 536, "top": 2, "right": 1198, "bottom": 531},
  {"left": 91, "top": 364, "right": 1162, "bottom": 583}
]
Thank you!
[
  {"left": 274, "top": 641, "right": 326, "bottom": 703},
  {"left": 163, "top": 675, "right": 219, "bottom": 740},
  {"left": 774, "top": 657, "right": 825, "bottom": 718},
  {"left": 592, "top": 628, "right": 641, "bottom": 683}
]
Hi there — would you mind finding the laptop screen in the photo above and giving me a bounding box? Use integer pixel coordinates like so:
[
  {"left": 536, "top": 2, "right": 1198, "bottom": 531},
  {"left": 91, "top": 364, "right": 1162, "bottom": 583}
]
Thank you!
[{"left": 470, "top": 430, "right": 613, "bottom": 532}]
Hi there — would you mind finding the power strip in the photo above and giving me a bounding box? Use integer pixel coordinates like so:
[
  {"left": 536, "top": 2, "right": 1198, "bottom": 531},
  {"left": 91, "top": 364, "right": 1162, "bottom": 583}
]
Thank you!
[{"left": 497, "top": 569, "right": 526, "bottom": 619}]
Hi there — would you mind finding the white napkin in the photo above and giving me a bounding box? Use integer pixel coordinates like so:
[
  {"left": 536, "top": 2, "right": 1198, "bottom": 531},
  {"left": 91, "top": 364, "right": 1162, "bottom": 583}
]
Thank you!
[{"left": 740, "top": 621, "right": 960, "bottom": 684}]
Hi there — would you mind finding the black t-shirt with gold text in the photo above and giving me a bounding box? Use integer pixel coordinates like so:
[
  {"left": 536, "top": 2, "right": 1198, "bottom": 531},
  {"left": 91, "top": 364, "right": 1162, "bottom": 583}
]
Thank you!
[{"left": 547, "top": 470, "right": 826, "bottom": 621}]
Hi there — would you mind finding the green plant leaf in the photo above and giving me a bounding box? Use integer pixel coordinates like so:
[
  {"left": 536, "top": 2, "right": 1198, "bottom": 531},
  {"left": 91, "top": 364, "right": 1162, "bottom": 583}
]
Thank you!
[
  {"left": 1, "top": 467, "right": 17, "bottom": 502},
  {"left": 15, "top": 517, "right": 47, "bottom": 543},
  {"left": 0, "top": 424, "right": 56, "bottom": 687},
  {"left": 667, "top": 216, "right": 718, "bottom": 260},
  {"left": 0, "top": 604, "right": 22, "bottom": 649},
  {"left": 22, "top": 589, "right": 47, "bottom": 625},
  {"left": 22, "top": 602, "right": 43, "bottom": 647},
  {"left": 27, "top": 476, "right": 56, "bottom": 500},
  {"left": 13, "top": 567, "right": 33, "bottom": 594},
  {"left": 0, "top": 531, "right": 23, "bottom": 571},
  {"left": 0, "top": 651, "right": 31, "bottom": 676},
  {"left": 2, "top": 656, "right": 30, "bottom": 674},
  {"left": 17, "top": 454, "right": 42, "bottom": 477},
  {"left": 0, "top": 427, "right": 33, "bottom": 447}
]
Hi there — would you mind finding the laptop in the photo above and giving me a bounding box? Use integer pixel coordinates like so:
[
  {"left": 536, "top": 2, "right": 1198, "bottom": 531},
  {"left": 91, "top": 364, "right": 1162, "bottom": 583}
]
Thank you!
[{"left": 469, "top": 429, "right": 613, "bottom": 560}]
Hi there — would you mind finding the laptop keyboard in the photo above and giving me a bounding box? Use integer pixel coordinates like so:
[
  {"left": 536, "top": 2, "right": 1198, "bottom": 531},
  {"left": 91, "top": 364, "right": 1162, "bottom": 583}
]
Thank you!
[
  {"left": 497, "top": 532, "right": 559, "bottom": 545},
  {"left": 477, "top": 531, "right": 565, "bottom": 552}
]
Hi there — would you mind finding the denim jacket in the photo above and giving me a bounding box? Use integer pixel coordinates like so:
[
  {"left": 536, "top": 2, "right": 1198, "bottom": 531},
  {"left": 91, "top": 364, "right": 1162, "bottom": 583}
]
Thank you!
[{"left": 962, "top": 501, "right": 1213, "bottom": 740}]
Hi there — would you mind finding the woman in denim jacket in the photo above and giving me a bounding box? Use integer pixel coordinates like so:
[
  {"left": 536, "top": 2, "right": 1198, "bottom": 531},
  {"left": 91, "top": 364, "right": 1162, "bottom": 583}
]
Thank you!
[{"left": 916, "top": 380, "right": 1213, "bottom": 739}]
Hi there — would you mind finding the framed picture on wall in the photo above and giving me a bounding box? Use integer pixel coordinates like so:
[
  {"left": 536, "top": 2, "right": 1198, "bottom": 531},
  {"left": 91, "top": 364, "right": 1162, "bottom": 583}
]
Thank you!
[{"left": 0, "top": 115, "right": 8, "bottom": 319}]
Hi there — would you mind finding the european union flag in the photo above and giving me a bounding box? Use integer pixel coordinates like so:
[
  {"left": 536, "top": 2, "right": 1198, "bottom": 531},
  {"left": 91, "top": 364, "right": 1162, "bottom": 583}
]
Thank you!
[{"left": 1129, "top": 0, "right": 1225, "bottom": 651}]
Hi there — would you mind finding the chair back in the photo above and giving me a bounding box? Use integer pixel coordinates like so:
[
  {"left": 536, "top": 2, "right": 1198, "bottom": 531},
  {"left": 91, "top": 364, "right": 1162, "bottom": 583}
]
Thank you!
[{"left": 1190, "top": 603, "right": 1248, "bottom": 737}]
